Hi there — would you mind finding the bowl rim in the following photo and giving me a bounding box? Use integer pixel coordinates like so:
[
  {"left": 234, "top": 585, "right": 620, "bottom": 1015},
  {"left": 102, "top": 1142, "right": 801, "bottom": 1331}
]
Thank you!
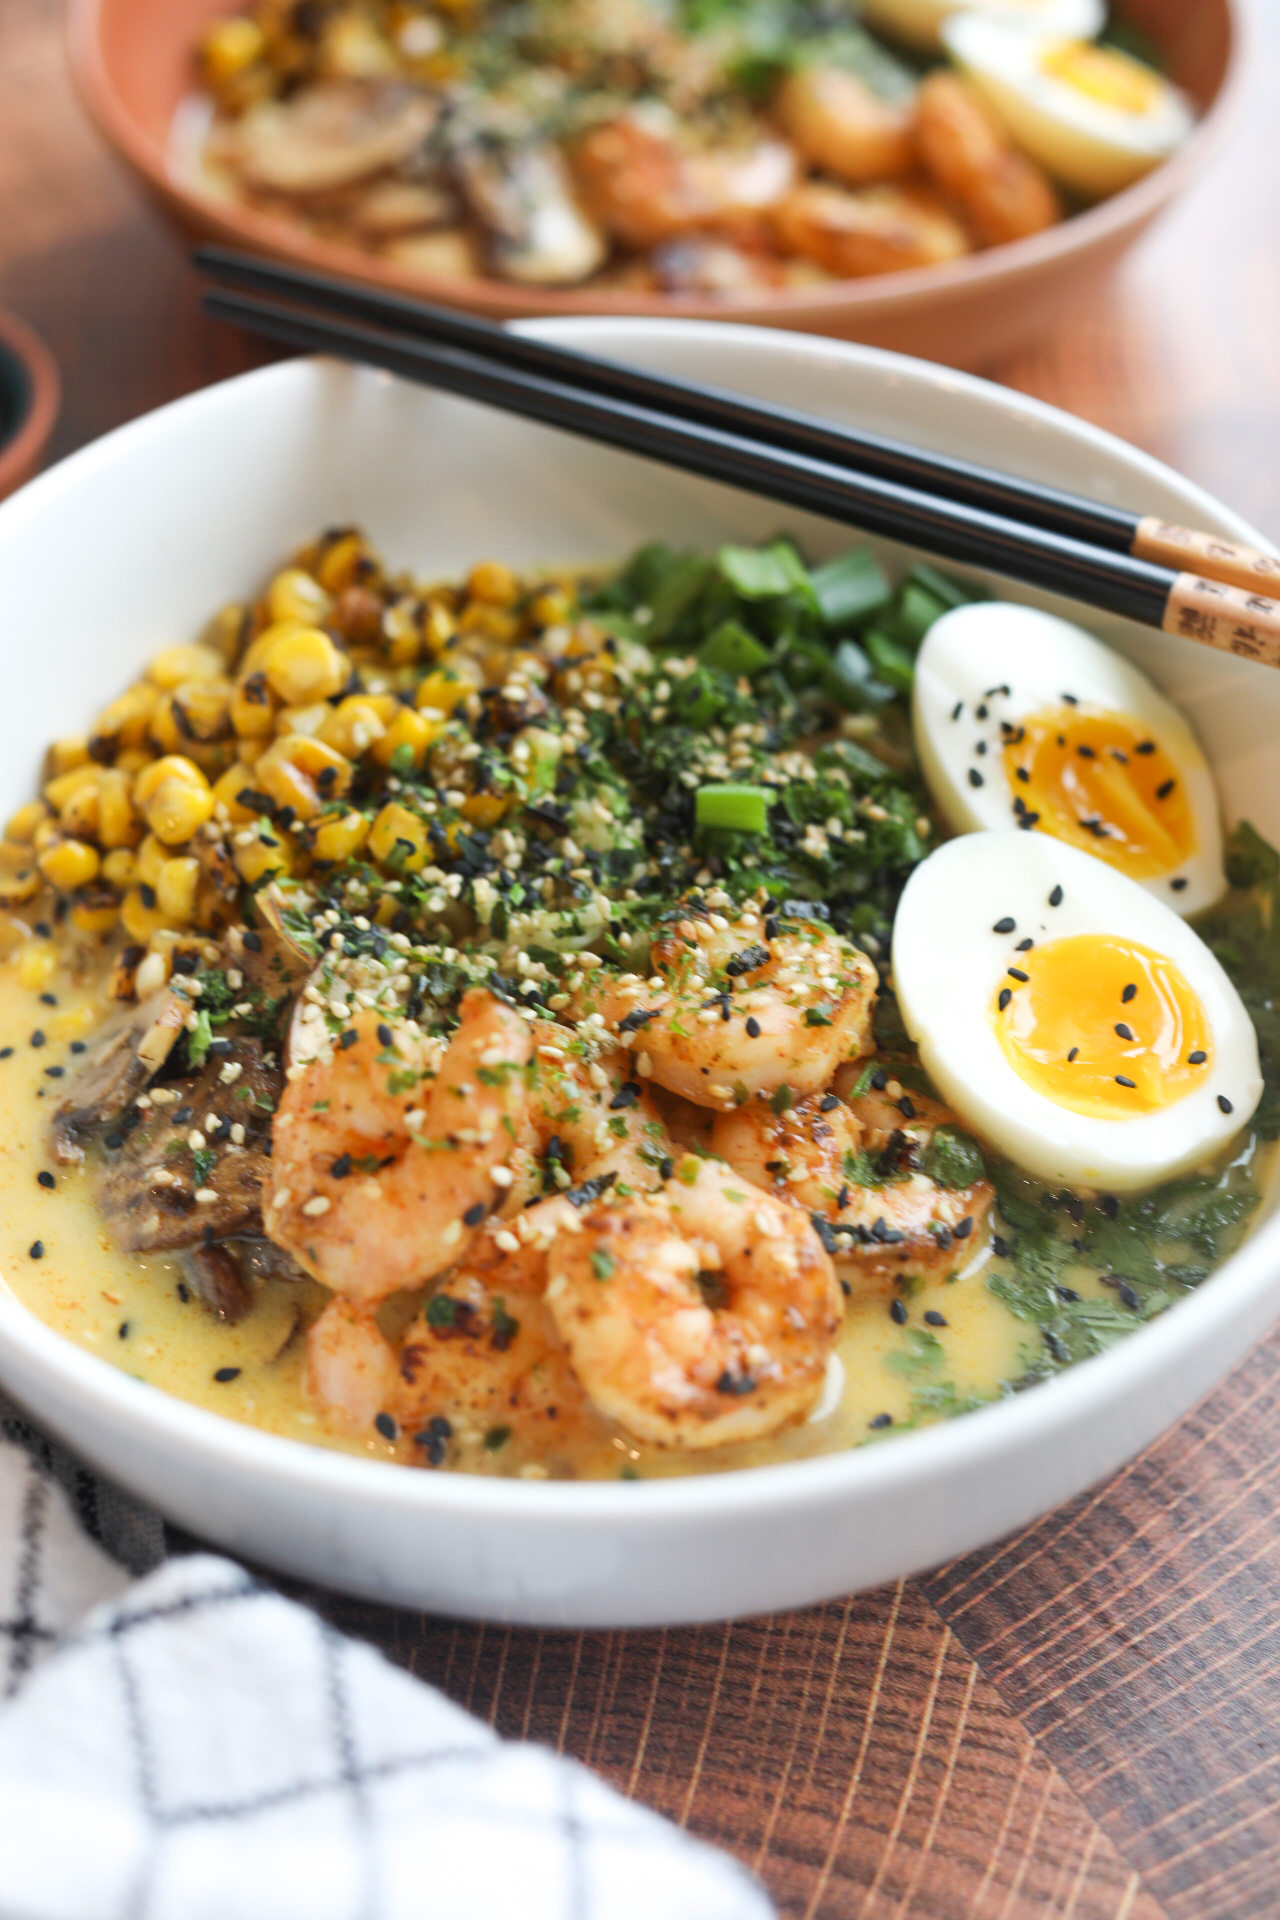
[
  {"left": 0, "top": 322, "right": 1276, "bottom": 1530},
  {"left": 65, "top": 0, "right": 1246, "bottom": 324},
  {"left": 0, "top": 310, "right": 60, "bottom": 500}
]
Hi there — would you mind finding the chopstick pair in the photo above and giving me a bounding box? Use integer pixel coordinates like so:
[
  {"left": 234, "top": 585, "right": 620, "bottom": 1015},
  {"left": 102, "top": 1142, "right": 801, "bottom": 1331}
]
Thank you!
[{"left": 195, "top": 245, "right": 1280, "bottom": 670}]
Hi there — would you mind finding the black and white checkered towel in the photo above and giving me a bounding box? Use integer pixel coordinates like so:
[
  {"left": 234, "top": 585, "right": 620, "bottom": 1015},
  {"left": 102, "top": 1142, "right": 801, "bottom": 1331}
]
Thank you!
[{"left": 0, "top": 1402, "right": 772, "bottom": 1920}]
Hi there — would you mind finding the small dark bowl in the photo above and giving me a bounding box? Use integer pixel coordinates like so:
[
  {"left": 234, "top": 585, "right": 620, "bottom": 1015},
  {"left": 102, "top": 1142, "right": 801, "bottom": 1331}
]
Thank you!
[{"left": 0, "top": 311, "right": 61, "bottom": 503}]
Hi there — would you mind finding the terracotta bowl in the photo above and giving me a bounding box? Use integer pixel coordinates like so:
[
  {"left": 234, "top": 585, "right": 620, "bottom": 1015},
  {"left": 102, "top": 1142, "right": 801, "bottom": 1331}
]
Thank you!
[
  {"left": 0, "top": 311, "right": 59, "bottom": 503},
  {"left": 70, "top": 0, "right": 1239, "bottom": 367}
]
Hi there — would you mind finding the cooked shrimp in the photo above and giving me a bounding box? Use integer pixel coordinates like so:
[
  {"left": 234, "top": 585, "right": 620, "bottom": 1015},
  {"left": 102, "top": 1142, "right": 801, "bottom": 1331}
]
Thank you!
[
  {"left": 711, "top": 1079, "right": 995, "bottom": 1283},
  {"left": 570, "top": 112, "right": 795, "bottom": 249},
  {"left": 914, "top": 71, "right": 1061, "bottom": 249},
  {"left": 774, "top": 66, "right": 915, "bottom": 187},
  {"left": 583, "top": 903, "right": 876, "bottom": 1109},
  {"left": 545, "top": 1157, "right": 842, "bottom": 1448},
  {"left": 771, "top": 180, "right": 970, "bottom": 277},
  {"left": 266, "top": 989, "right": 532, "bottom": 1305},
  {"left": 307, "top": 1297, "right": 400, "bottom": 1433}
]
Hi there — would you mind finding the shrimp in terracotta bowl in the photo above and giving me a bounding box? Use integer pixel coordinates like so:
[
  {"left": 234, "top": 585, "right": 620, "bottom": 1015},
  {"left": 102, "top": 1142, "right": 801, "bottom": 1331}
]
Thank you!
[{"left": 5, "top": 525, "right": 1272, "bottom": 1486}]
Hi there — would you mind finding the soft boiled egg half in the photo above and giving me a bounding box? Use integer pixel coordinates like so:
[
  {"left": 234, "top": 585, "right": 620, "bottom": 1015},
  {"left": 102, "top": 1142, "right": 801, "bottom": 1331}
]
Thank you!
[
  {"left": 942, "top": 15, "right": 1195, "bottom": 197},
  {"left": 912, "top": 601, "right": 1224, "bottom": 915},
  {"left": 859, "top": 0, "right": 1103, "bottom": 55},
  {"left": 893, "top": 833, "right": 1260, "bottom": 1190}
]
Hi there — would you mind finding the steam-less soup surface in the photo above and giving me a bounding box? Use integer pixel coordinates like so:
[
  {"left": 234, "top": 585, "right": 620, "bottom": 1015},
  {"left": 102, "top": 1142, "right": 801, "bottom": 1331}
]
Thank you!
[{"left": 3, "top": 529, "right": 1274, "bottom": 1479}]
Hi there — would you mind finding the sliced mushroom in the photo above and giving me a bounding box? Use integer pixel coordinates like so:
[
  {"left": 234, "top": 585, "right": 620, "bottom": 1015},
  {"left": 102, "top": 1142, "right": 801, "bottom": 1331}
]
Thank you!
[
  {"left": 227, "top": 82, "right": 439, "bottom": 197},
  {"left": 456, "top": 142, "right": 606, "bottom": 286},
  {"left": 49, "top": 986, "right": 190, "bottom": 1167},
  {"left": 226, "top": 895, "right": 313, "bottom": 1001},
  {"left": 95, "top": 1039, "right": 282, "bottom": 1253},
  {"left": 179, "top": 1233, "right": 310, "bottom": 1328}
]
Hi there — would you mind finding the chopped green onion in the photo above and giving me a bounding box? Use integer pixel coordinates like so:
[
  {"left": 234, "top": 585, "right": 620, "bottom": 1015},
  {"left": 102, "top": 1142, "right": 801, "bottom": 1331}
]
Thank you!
[
  {"left": 906, "top": 562, "right": 977, "bottom": 612},
  {"left": 718, "top": 539, "right": 811, "bottom": 601},
  {"left": 810, "top": 548, "right": 891, "bottom": 629},
  {"left": 699, "top": 620, "right": 771, "bottom": 677},
  {"left": 864, "top": 630, "right": 916, "bottom": 693},
  {"left": 695, "top": 784, "right": 772, "bottom": 834}
]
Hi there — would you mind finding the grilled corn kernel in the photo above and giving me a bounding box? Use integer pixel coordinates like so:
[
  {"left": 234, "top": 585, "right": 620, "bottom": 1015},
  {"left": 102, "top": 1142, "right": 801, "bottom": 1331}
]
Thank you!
[
  {"left": 236, "top": 736, "right": 268, "bottom": 768},
  {"left": 381, "top": 599, "right": 421, "bottom": 666},
  {"left": 38, "top": 838, "right": 100, "bottom": 891},
  {"left": 102, "top": 848, "right": 137, "bottom": 889},
  {"left": 212, "top": 763, "right": 261, "bottom": 824},
  {"left": 18, "top": 942, "right": 56, "bottom": 990},
  {"left": 529, "top": 587, "right": 572, "bottom": 628},
  {"left": 44, "top": 764, "right": 100, "bottom": 814},
  {"left": 134, "top": 834, "right": 169, "bottom": 890},
  {"left": 275, "top": 701, "right": 331, "bottom": 738},
  {"left": 458, "top": 603, "right": 520, "bottom": 647},
  {"left": 133, "top": 755, "right": 209, "bottom": 808},
  {"left": 233, "top": 822, "right": 293, "bottom": 886},
  {"left": 48, "top": 736, "right": 90, "bottom": 776},
  {"left": 231, "top": 670, "right": 277, "bottom": 738},
  {"left": 201, "top": 15, "right": 265, "bottom": 85},
  {"left": 157, "top": 856, "right": 201, "bottom": 925},
  {"left": 145, "top": 777, "right": 216, "bottom": 847},
  {"left": 368, "top": 802, "right": 429, "bottom": 873},
  {"left": 114, "top": 748, "right": 153, "bottom": 776},
  {"left": 199, "top": 603, "right": 247, "bottom": 668},
  {"left": 31, "top": 816, "right": 62, "bottom": 855},
  {"left": 148, "top": 644, "right": 223, "bottom": 691},
  {"left": 312, "top": 810, "right": 371, "bottom": 864},
  {"left": 70, "top": 887, "right": 121, "bottom": 936},
  {"left": 416, "top": 667, "right": 478, "bottom": 715},
  {"left": 461, "top": 792, "right": 511, "bottom": 829},
  {"left": 422, "top": 600, "right": 457, "bottom": 656},
  {"left": 257, "top": 735, "right": 353, "bottom": 821},
  {"left": 467, "top": 561, "right": 519, "bottom": 607},
  {"left": 97, "top": 769, "right": 140, "bottom": 849},
  {"left": 172, "top": 678, "right": 233, "bottom": 741},
  {"left": 148, "top": 697, "right": 187, "bottom": 756},
  {"left": 266, "top": 568, "right": 332, "bottom": 628},
  {"left": 121, "top": 886, "right": 172, "bottom": 943},
  {"left": 90, "top": 684, "right": 158, "bottom": 755},
  {"left": 370, "top": 704, "right": 441, "bottom": 772},
  {"left": 318, "top": 694, "right": 388, "bottom": 758},
  {"left": 5, "top": 801, "right": 48, "bottom": 845},
  {"left": 0, "top": 866, "right": 40, "bottom": 906},
  {"left": 315, "top": 532, "right": 371, "bottom": 596},
  {"left": 263, "top": 627, "right": 347, "bottom": 706}
]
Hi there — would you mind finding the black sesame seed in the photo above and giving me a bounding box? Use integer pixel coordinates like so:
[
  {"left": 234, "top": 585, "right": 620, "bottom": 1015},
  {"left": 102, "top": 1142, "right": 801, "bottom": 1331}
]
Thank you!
[
  {"left": 993, "top": 916, "right": 1016, "bottom": 934},
  {"left": 819, "top": 1094, "right": 839, "bottom": 1112},
  {"left": 104, "top": 1132, "right": 123, "bottom": 1150},
  {"left": 898, "top": 1096, "right": 916, "bottom": 1119},
  {"left": 463, "top": 1202, "right": 485, "bottom": 1227},
  {"left": 1118, "top": 1284, "right": 1141, "bottom": 1311},
  {"left": 889, "top": 1297, "right": 908, "bottom": 1325},
  {"left": 951, "top": 701, "right": 963, "bottom": 721},
  {"left": 1135, "top": 741, "right": 1155, "bottom": 754},
  {"left": 1115, "top": 1076, "right": 1137, "bottom": 1088},
  {"left": 1156, "top": 779, "right": 1176, "bottom": 800},
  {"left": 1188, "top": 1050, "right": 1207, "bottom": 1065},
  {"left": 36, "top": 1171, "right": 54, "bottom": 1190},
  {"left": 764, "top": 916, "right": 779, "bottom": 940},
  {"left": 0, "top": 1049, "right": 12, "bottom": 1061},
  {"left": 968, "top": 769, "right": 984, "bottom": 788},
  {"left": 176, "top": 1282, "right": 189, "bottom": 1303},
  {"left": 28, "top": 1241, "right": 43, "bottom": 1259},
  {"left": 43, "top": 1066, "right": 64, "bottom": 1079},
  {"left": 1121, "top": 983, "right": 1137, "bottom": 1003},
  {"left": 214, "top": 1366, "right": 241, "bottom": 1383},
  {"left": 1115, "top": 1023, "right": 1134, "bottom": 1042},
  {"left": 242, "top": 929, "right": 262, "bottom": 951},
  {"left": 871, "top": 1069, "right": 888, "bottom": 1092},
  {"left": 869, "top": 1413, "right": 892, "bottom": 1429},
  {"left": 138, "top": 884, "right": 156, "bottom": 910},
  {"left": 173, "top": 1105, "right": 193, "bottom": 1125},
  {"left": 70, "top": 1041, "right": 85, "bottom": 1054},
  {"left": 1077, "top": 744, "right": 1096, "bottom": 759},
  {"left": 1218, "top": 1095, "right": 1234, "bottom": 1115},
  {"left": 38, "top": 992, "right": 56, "bottom": 1006},
  {"left": 1007, "top": 967, "right": 1028, "bottom": 982},
  {"left": 1062, "top": 692, "right": 1078, "bottom": 706},
  {"left": 836, "top": 1184, "right": 850, "bottom": 1210},
  {"left": 375, "top": 1412, "right": 398, "bottom": 1441},
  {"left": 377, "top": 1023, "right": 393, "bottom": 1047},
  {"left": 1056, "top": 1285, "right": 1081, "bottom": 1303},
  {"left": 923, "top": 1310, "right": 948, "bottom": 1328},
  {"left": 1067, "top": 1047, "right": 1079, "bottom": 1062},
  {"left": 1015, "top": 938, "right": 1034, "bottom": 951},
  {"left": 976, "top": 704, "right": 988, "bottom": 720},
  {"left": 991, "top": 1235, "right": 1011, "bottom": 1258},
  {"left": 954, "top": 1216, "right": 973, "bottom": 1239},
  {"left": 1048, "top": 885, "right": 1063, "bottom": 907},
  {"left": 118, "top": 1321, "right": 129, "bottom": 1339},
  {"left": 1171, "top": 877, "right": 1188, "bottom": 891},
  {"left": 745, "top": 1016, "right": 761, "bottom": 1038},
  {"left": 1016, "top": 766, "right": 1030, "bottom": 783},
  {"left": 1021, "top": 812, "right": 1041, "bottom": 828},
  {"left": 339, "top": 1029, "right": 359, "bottom": 1050},
  {"left": 33, "top": 922, "right": 50, "bottom": 939},
  {"left": 998, "top": 988, "right": 1012, "bottom": 1011},
  {"left": 29, "top": 1031, "right": 44, "bottom": 1048},
  {"left": 1099, "top": 1194, "right": 1119, "bottom": 1217},
  {"left": 975, "top": 741, "right": 987, "bottom": 756},
  {"left": 1044, "top": 1330, "right": 1070, "bottom": 1363}
]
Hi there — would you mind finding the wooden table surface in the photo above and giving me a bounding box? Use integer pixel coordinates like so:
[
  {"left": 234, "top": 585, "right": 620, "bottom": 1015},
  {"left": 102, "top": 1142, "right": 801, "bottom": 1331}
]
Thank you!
[{"left": 4, "top": 2, "right": 1280, "bottom": 1913}]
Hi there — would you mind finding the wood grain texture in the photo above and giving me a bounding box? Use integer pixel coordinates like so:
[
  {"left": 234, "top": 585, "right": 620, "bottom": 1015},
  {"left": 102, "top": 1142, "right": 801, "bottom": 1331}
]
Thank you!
[{"left": 1, "top": 0, "right": 1279, "bottom": 1914}]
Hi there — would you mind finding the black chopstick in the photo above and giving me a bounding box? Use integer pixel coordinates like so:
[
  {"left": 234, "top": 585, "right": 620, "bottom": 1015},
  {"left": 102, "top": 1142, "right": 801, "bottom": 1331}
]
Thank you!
[
  {"left": 200, "top": 280, "right": 1280, "bottom": 672},
  {"left": 195, "top": 245, "right": 1280, "bottom": 602}
]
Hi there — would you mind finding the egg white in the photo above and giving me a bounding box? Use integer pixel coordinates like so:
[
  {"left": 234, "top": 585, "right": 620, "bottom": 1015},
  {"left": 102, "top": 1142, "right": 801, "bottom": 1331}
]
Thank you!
[
  {"left": 892, "top": 833, "right": 1261, "bottom": 1191},
  {"left": 860, "top": 0, "right": 1103, "bottom": 53},
  {"left": 912, "top": 601, "right": 1225, "bottom": 915},
  {"left": 942, "top": 14, "right": 1195, "bottom": 197}
]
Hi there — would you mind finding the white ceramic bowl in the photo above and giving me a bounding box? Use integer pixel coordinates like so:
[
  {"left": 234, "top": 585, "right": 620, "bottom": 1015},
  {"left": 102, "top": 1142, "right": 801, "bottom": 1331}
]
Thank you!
[{"left": 0, "top": 323, "right": 1276, "bottom": 1627}]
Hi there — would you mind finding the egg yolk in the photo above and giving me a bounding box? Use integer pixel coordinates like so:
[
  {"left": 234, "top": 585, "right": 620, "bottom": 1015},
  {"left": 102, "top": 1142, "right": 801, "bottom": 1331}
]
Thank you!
[
  {"left": 1001, "top": 706, "right": 1195, "bottom": 879},
  {"left": 1040, "top": 41, "right": 1164, "bottom": 116},
  {"left": 993, "top": 934, "right": 1211, "bottom": 1119}
]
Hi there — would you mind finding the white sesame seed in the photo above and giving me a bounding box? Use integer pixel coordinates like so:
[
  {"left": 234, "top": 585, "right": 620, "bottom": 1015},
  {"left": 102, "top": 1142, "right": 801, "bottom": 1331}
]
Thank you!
[
  {"left": 229, "top": 1123, "right": 246, "bottom": 1146},
  {"left": 302, "top": 1195, "right": 331, "bottom": 1217},
  {"left": 494, "top": 1230, "right": 519, "bottom": 1254},
  {"left": 219, "top": 1061, "right": 243, "bottom": 1085},
  {"left": 194, "top": 1188, "right": 219, "bottom": 1205},
  {"left": 491, "top": 1165, "right": 514, "bottom": 1188},
  {"left": 187, "top": 1130, "right": 205, "bottom": 1151}
]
